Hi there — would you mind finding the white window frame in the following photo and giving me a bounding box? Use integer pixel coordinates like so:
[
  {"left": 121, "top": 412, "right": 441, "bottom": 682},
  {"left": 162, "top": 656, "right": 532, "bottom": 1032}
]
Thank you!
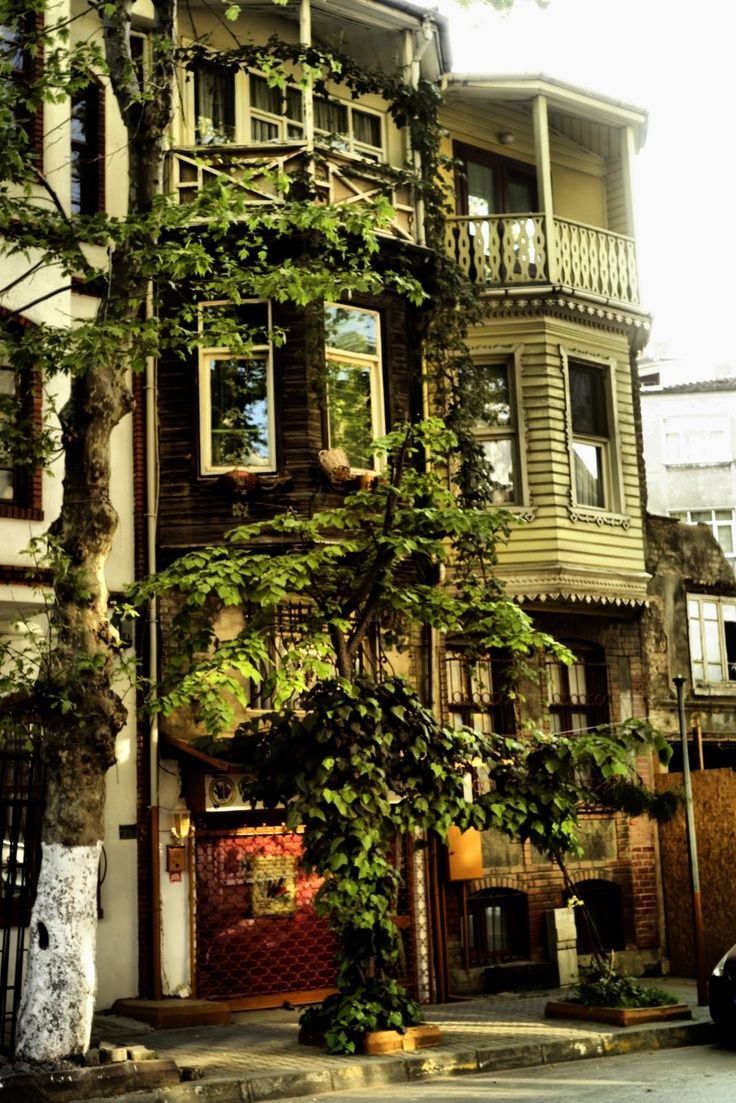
[
  {"left": 670, "top": 508, "right": 736, "bottom": 564},
  {"left": 324, "top": 303, "right": 384, "bottom": 473},
  {"left": 471, "top": 349, "right": 527, "bottom": 507},
  {"left": 198, "top": 300, "right": 276, "bottom": 475},
  {"left": 662, "top": 416, "right": 731, "bottom": 467},
  {"left": 563, "top": 350, "right": 623, "bottom": 514},
  {"left": 687, "top": 594, "right": 736, "bottom": 694}
]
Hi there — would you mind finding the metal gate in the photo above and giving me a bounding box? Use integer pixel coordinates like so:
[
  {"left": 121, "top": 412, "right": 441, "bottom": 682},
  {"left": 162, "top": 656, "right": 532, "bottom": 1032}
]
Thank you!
[
  {"left": 193, "top": 826, "right": 420, "bottom": 1008},
  {"left": 194, "top": 826, "right": 336, "bottom": 1008},
  {"left": 0, "top": 748, "right": 44, "bottom": 1054}
]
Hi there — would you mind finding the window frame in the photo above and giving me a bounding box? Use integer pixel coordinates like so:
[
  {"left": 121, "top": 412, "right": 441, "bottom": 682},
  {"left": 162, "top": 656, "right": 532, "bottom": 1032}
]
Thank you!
[
  {"left": 546, "top": 644, "right": 610, "bottom": 736},
  {"left": 70, "top": 77, "right": 105, "bottom": 215},
  {"left": 670, "top": 508, "right": 736, "bottom": 565},
  {"left": 324, "top": 302, "right": 385, "bottom": 474},
  {"left": 0, "top": 330, "right": 43, "bottom": 520},
  {"left": 687, "top": 594, "right": 736, "bottom": 694},
  {"left": 471, "top": 350, "right": 527, "bottom": 507},
  {"left": 563, "top": 350, "right": 623, "bottom": 515},
  {"left": 197, "top": 299, "right": 276, "bottom": 476}
]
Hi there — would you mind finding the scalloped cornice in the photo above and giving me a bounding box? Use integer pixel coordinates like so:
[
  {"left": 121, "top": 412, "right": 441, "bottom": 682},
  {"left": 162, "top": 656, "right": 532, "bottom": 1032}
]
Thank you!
[{"left": 496, "top": 563, "right": 650, "bottom": 607}]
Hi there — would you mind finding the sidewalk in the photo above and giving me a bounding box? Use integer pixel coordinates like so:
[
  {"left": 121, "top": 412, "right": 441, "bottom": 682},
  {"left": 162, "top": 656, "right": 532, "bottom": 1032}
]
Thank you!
[{"left": 84, "top": 976, "right": 715, "bottom": 1102}]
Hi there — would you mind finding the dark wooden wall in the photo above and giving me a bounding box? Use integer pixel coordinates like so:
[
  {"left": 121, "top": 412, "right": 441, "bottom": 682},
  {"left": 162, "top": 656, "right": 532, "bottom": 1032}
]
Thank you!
[{"left": 155, "top": 291, "right": 421, "bottom": 557}]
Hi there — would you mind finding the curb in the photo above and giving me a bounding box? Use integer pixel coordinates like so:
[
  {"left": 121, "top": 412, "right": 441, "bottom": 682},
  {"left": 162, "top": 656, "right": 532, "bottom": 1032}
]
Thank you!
[{"left": 83, "top": 1017, "right": 716, "bottom": 1103}]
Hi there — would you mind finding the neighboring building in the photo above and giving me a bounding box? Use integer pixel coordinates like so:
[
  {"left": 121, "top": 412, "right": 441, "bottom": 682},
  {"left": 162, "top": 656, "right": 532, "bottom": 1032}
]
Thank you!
[
  {"left": 640, "top": 371, "right": 736, "bottom": 573},
  {"left": 2, "top": 0, "right": 677, "bottom": 1033}
]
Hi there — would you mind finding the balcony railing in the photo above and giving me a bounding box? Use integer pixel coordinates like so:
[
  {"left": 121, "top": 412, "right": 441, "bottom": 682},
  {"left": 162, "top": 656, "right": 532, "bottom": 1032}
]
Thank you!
[
  {"left": 165, "top": 143, "right": 416, "bottom": 242},
  {"left": 444, "top": 214, "right": 640, "bottom": 306}
]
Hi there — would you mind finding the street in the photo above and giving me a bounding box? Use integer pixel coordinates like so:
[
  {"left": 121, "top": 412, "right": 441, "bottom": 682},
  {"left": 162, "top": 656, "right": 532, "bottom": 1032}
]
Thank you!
[{"left": 302, "top": 1045, "right": 734, "bottom": 1103}]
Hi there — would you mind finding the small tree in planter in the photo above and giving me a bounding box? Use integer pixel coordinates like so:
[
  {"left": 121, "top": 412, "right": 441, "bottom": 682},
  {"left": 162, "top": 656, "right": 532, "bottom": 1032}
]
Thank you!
[{"left": 136, "top": 421, "right": 676, "bottom": 1053}]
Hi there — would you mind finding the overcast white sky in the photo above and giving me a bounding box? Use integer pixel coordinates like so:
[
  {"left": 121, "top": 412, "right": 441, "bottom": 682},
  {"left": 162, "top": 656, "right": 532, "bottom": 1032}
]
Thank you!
[{"left": 426, "top": 0, "right": 736, "bottom": 377}]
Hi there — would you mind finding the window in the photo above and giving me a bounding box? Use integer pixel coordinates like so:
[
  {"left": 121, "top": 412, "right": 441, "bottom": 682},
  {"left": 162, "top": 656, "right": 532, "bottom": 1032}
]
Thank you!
[
  {"left": 455, "top": 143, "right": 537, "bottom": 217},
  {"left": 546, "top": 645, "right": 609, "bottom": 735},
  {"left": 473, "top": 361, "right": 521, "bottom": 504},
  {"left": 687, "top": 596, "right": 736, "bottom": 690},
  {"left": 324, "top": 304, "right": 383, "bottom": 472},
  {"left": 0, "top": 349, "right": 41, "bottom": 517},
  {"left": 194, "top": 63, "right": 235, "bottom": 144},
  {"left": 663, "top": 416, "right": 731, "bottom": 466},
  {"left": 314, "top": 95, "right": 382, "bottom": 160},
  {"left": 445, "top": 650, "right": 515, "bottom": 737},
  {"left": 463, "top": 888, "right": 529, "bottom": 965},
  {"left": 569, "top": 361, "right": 611, "bottom": 510},
  {"left": 1, "top": 15, "right": 42, "bottom": 158},
  {"left": 671, "top": 508, "right": 736, "bottom": 565},
  {"left": 198, "top": 301, "right": 275, "bottom": 474},
  {"left": 249, "top": 73, "right": 303, "bottom": 143},
  {"left": 70, "top": 81, "right": 104, "bottom": 214}
]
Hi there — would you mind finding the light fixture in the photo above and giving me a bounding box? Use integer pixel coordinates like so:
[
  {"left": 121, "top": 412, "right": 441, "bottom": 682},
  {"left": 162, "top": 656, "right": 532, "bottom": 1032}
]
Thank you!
[
  {"left": 498, "top": 131, "right": 515, "bottom": 146},
  {"left": 170, "top": 797, "right": 191, "bottom": 841}
]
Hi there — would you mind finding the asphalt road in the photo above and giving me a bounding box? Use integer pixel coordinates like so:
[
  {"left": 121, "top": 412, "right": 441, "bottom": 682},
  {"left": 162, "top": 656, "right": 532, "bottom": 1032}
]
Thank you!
[{"left": 300, "top": 1045, "right": 735, "bottom": 1103}]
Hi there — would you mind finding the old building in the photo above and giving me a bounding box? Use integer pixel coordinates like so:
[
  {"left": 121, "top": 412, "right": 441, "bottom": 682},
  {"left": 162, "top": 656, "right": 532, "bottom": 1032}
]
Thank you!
[{"left": 1, "top": 0, "right": 677, "bottom": 1034}]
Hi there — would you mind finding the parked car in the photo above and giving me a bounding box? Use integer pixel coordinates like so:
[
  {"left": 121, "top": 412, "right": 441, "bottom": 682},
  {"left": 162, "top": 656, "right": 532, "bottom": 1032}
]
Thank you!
[{"left": 709, "top": 944, "right": 736, "bottom": 1029}]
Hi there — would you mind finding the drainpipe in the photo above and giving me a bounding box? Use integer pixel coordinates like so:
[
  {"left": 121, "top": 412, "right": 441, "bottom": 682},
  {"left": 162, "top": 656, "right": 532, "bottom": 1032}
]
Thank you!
[
  {"left": 300, "top": 0, "right": 314, "bottom": 174},
  {"left": 404, "top": 18, "right": 435, "bottom": 248},
  {"left": 673, "top": 676, "right": 707, "bottom": 1005},
  {"left": 145, "top": 279, "right": 163, "bottom": 1000}
]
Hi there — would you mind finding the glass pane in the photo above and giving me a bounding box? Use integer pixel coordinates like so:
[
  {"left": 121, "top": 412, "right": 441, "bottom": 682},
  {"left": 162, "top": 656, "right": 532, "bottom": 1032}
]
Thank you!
[
  {"left": 568, "top": 663, "right": 587, "bottom": 702},
  {"left": 702, "top": 602, "right": 718, "bottom": 620},
  {"left": 570, "top": 364, "right": 607, "bottom": 437},
  {"left": 707, "top": 663, "right": 723, "bottom": 681},
  {"left": 251, "top": 118, "right": 279, "bottom": 143},
  {"left": 285, "top": 86, "right": 303, "bottom": 123},
  {"left": 481, "top": 438, "right": 516, "bottom": 504},
  {"left": 477, "top": 364, "right": 511, "bottom": 428},
  {"left": 703, "top": 619, "right": 720, "bottom": 662},
  {"left": 250, "top": 74, "right": 280, "bottom": 115},
  {"left": 507, "top": 170, "right": 536, "bottom": 212},
  {"left": 723, "top": 603, "right": 736, "bottom": 623},
  {"left": 715, "top": 509, "right": 733, "bottom": 520},
  {"left": 326, "top": 358, "right": 373, "bottom": 470},
  {"left": 315, "top": 96, "right": 348, "bottom": 136},
  {"left": 573, "top": 441, "right": 604, "bottom": 508},
  {"left": 209, "top": 356, "right": 270, "bottom": 468},
  {"left": 690, "top": 510, "right": 711, "bottom": 523},
  {"left": 71, "top": 97, "right": 88, "bottom": 144},
  {"left": 688, "top": 617, "right": 703, "bottom": 662},
  {"left": 0, "top": 368, "right": 16, "bottom": 397},
  {"left": 196, "top": 66, "right": 234, "bottom": 143},
  {"left": 692, "top": 661, "right": 705, "bottom": 680},
  {"left": 717, "top": 527, "right": 734, "bottom": 554},
  {"left": 466, "top": 160, "right": 496, "bottom": 217},
  {"left": 0, "top": 470, "right": 13, "bottom": 500},
  {"left": 446, "top": 657, "right": 466, "bottom": 704},
  {"left": 325, "top": 305, "right": 377, "bottom": 356},
  {"left": 353, "top": 109, "right": 381, "bottom": 148}
]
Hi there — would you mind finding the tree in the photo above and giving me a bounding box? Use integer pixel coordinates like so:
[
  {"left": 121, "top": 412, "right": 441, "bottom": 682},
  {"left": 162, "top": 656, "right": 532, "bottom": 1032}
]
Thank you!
[
  {"left": 0, "top": 0, "right": 429, "bottom": 1061},
  {"left": 135, "top": 420, "right": 675, "bottom": 1053}
]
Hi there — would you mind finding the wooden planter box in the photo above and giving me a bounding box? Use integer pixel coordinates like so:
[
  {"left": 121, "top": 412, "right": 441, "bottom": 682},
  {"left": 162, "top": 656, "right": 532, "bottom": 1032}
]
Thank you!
[
  {"left": 544, "top": 1000, "right": 692, "bottom": 1027},
  {"left": 298, "top": 1023, "right": 442, "bottom": 1054}
]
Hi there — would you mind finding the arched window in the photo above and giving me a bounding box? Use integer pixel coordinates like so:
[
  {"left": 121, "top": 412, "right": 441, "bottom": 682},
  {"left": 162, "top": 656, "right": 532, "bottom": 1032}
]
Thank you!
[
  {"left": 567, "top": 878, "right": 625, "bottom": 953},
  {"left": 464, "top": 887, "right": 529, "bottom": 964}
]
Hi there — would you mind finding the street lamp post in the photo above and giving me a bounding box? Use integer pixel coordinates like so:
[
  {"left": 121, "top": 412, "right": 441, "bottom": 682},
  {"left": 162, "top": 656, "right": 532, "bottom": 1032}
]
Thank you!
[{"left": 672, "top": 675, "right": 708, "bottom": 1005}]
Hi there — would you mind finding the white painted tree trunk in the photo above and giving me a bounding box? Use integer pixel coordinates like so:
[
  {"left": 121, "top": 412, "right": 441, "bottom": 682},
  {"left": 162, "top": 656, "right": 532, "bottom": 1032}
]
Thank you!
[{"left": 15, "top": 843, "right": 101, "bottom": 1061}]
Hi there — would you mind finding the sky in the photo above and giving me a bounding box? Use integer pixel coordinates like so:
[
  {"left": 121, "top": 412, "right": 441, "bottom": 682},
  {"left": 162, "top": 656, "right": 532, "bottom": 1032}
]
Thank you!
[{"left": 424, "top": 0, "right": 736, "bottom": 378}]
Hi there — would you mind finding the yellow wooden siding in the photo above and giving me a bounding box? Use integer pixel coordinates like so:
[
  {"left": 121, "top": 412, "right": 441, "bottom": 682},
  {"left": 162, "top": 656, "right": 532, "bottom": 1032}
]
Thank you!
[
  {"left": 465, "top": 314, "right": 646, "bottom": 583},
  {"left": 604, "top": 154, "right": 629, "bottom": 236},
  {"left": 552, "top": 164, "right": 606, "bottom": 227}
]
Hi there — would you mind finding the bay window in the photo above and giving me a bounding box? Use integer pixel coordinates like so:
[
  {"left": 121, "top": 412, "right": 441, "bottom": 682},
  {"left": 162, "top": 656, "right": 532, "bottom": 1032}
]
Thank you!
[
  {"left": 324, "top": 304, "right": 383, "bottom": 472},
  {"left": 473, "top": 361, "right": 521, "bottom": 504},
  {"left": 569, "top": 360, "right": 611, "bottom": 510},
  {"left": 198, "top": 301, "right": 275, "bottom": 474}
]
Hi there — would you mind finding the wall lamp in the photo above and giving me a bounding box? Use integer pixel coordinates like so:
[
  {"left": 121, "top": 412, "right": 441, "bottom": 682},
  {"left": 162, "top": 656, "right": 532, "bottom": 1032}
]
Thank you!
[{"left": 170, "top": 797, "right": 191, "bottom": 841}]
